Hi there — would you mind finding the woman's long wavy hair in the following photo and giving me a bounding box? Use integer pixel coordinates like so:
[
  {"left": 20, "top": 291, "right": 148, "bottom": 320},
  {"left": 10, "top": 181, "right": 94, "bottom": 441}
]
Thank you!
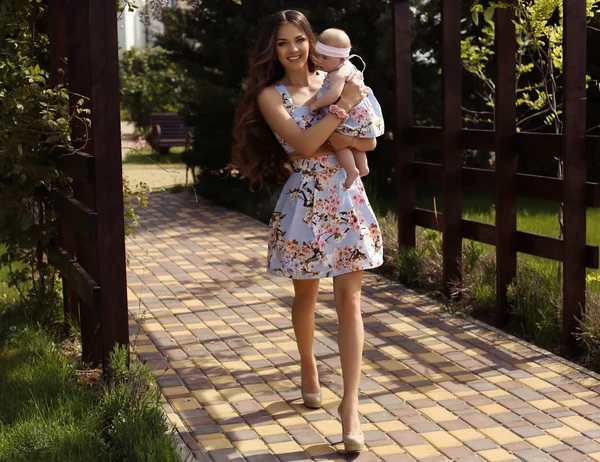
[{"left": 231, "top": 10, "right": 319, "bottom": 189}]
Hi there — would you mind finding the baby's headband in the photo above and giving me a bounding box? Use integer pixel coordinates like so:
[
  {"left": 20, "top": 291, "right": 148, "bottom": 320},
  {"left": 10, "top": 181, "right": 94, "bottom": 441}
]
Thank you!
[{"left": 315, "top": 41, "right": 351, "bottom": 58}]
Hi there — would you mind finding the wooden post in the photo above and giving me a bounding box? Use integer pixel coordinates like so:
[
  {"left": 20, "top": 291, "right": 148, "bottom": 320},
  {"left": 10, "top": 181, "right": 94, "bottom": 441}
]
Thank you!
[
  {"left": 441, "top": 0, "right": 463, "bottom": 294},
  {"left": 393, "top": 0, "right": 415, "bottom": 249},
  {"left": 562, "top": 0, "right": 587, "bottom": 350},
  {"left": 48, "top": 0, "right": 79, "bottom": 326},
  {"left": 87, "top": 0, "right": 129, "bottom": 372},
  {"left": 495, "top": 1, "right": 517, "bottom": 321},
  {"left": 65, "top": 0, "right": 103, "bottom": 365}
]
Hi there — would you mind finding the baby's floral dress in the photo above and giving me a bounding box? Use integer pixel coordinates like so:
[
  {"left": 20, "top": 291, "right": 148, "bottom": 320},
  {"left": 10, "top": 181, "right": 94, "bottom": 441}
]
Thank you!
[
  {"left": 317, "top": 57, "right": 385, "bottom": 139},
  {"left": 267, "top": 75, "right": 383, "bottom": 279}
]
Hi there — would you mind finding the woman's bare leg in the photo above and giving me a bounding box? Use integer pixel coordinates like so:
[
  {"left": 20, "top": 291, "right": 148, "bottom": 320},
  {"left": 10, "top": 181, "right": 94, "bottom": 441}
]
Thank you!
[
  {"left": 333, "top": 270, "right": 364, "bottom": 435},
  {"left": 352, "top": 149, "right": 369, "bottom": 177},
  {"left": 292, "top": 278, "right": 321, "bottom": 394},
  {"left": 336, "top": 147, "right": 360, "bottom": 189}
]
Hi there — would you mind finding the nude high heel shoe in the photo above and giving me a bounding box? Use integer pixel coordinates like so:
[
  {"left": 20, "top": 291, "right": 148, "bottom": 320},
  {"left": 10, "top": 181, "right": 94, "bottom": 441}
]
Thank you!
[
  {"left": 337, "top": 403, "right": 365, "bottom": 453},
  {"left": 301, "top": 382, "right": 322, "bottom": 409}
]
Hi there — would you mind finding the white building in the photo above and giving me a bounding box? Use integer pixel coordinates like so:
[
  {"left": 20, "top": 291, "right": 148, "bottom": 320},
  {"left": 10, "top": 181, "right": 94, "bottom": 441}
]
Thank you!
[{"left": 117, "top": 0, "right": 187, "bottom": 53}]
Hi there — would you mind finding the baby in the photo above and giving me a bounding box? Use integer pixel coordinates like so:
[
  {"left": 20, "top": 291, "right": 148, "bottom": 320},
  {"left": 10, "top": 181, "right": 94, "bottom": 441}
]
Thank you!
[{"left": 309, "top": 28, "right": 384, "bottom": 189}]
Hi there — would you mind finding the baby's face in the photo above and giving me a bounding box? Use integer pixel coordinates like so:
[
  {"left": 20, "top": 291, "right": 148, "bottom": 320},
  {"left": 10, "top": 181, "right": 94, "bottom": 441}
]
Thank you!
[{"left": 317, "top": 54, "right": 344, "bottom": 72}]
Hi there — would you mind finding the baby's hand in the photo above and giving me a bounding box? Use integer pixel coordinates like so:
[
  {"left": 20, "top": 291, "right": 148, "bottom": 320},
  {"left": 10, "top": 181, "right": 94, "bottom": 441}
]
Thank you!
[{"left": 309, "top": 103, "right": 320, "bottom": 115}]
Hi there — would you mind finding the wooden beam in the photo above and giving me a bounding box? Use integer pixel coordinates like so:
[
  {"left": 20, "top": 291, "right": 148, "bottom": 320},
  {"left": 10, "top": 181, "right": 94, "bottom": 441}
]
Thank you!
[
  {"left": 51, "top": 189, "right": 98, "bottom": 240},
  {"left": 57, "top": 151, "right": 95, "bottom": 183},
  {"left": 88, "top": 0, "right": 129, "bottom": 372},
  {"left": 393, "top": 0, "right": 416, "bottom": 248},
  {"left": 47, "top": 247, "right": 101, "bottom": 310},
  {"left": 495, "top": 0, "right": 517, "bottom": 321},
  {"left": 562, "top": 0, "right": 588, "bottom": 350},
  {"left": 441, "top": 0, "right": 463, "bottom": 293}
]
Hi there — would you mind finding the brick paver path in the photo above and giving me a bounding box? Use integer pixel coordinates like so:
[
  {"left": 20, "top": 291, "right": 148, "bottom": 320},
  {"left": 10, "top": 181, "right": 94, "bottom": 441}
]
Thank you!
[{"left": 127, "top": 192, "right": 600, "bottom": 462}]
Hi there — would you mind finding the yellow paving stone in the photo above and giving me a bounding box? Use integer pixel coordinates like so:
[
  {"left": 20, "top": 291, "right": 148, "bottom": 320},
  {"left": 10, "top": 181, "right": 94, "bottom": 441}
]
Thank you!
[
  {"left": 404, "top": 444, "right": 441, "bottom": 459},
  {"left": 529, "top": 399, "right": 559, "bottom": 410},
  {"left": 264, "top": 401, "right": 294, "bottom": 416},
  {"left": 419, "top": 406, "right": 458, "bottom": 422},
  {"left": 268, "top": 441, "right": 302, "bottom": 454},
  {"left": 192, "top": 357, "right": 219, "bottom": 368},
  {"left": 463, "top": 348, "right": 487, "bottom": 356},
  {"left": 396, "top": 391, "right": 427, "bottom": 401},
  {"left": 170, "top": 398, "right": 200, "bottom": 412},
  {"left": 478, "top": 448, "right": 517, "bottom": 461},
  {"left": 269, "top": 379, "right": 296, "bottom": 390},
  {"left": 456, "top": 333, "right": 475, "bottom": 340},
  {"left": 450, "top": 429, "right": 485, "bottom": 442},
  {"left": 244, "top": 383, "right": 272, "bottom": 394},
  {"left": 376, "top": 421, "right": 409, "bottom": 432},
  {"left": 312, "top": 420, "right": 343, "bottom": 436},
  {"left": 526, "top": 435, "right": 562, "bottom": 448},
  {"left": 135, "top": 345, "right": 158, "bottom": 353},
  {"left": 559, "top": 415, "right": 600, "bottom": 432},
  {"left": 220, "top": 389, "right": 253, "bottom": 402},
  {"left": 477, "top": 404, "right": 509, "bottom": 415},
  {"left": 558, "top": 398, "right": 588, "bottom": 407},
  {"left": 455, "top": 373, "right": 479, "bottom": 382},
  {"left": 221, "top": 361, "right": 251, "bottom": 372},
  {"left": 210, "top": 376, "right": 236, "bottom": 385},
  {"left": 536, "top": 371, "right": 561, "bottom": 379},
  {"left": 482, "top": 390, "right": 510, "bottom": 399},
  {"left": 517, "top": 377, "right": 552, "bottom": 390},
  {"left": 440, "top": 366, "right": 465, "bottom": 373},
  {"left": 234, "top": 439, "right": 268, "bottom": 452},
  {"left": 588, "top": 452, "right": 600, "bottom": 461},
  {"left": 418, "top": 352, "right": 447, "bottom": 363},
  {"left": 162, "top": 386, "right": 189, "bottom": 397},
  {"left": 204, "top": 403, "right": 236, "bottom": 418},
  {"left": 371, "top": 445, "right": 405, "bottom": 456},
  {"left": 577, "top": 377, "right": 600, "bottom": 387},
  {"left": 278, "top": 416, "right": 307, "bottom": 427},
  {"left": 199, "top": 437, "right": 233, "bottom": 451},
  {"left": 430, "top": 373, "right": 452, "bottom": 382},
  {"left": 422, "top": 389, "right": 456, "bottom": 402},
  {"left": 304, "top": 443, "right": 338, "bottom": 457},
  {"left": 254, "top": 425, "right": 286, "bottom": 437},
  {"left": 480, "top": 427, "right": 522, "bottom": 445},
  {"left": 373, "top": 375, "right": 398, "bottom": 384},
  {"left": 378, "top": 359, "right": 408, "bottom": 371},
  {"left": 402, "top": 374, "right": 427, "bottom": 383},
  {"left": 358, "top": 402, "right": 385, "bottom": 414},
  {"left": 220, "top": 423, "right": 251, "bottom": 432},
  {"left": 546, "top": 425, "right": 581, "bottom": 440},
  {"left": 421, "top": 431, "right": 462, "bottom": 448},
  {"left": 169, "top": 359, "right": 195, "bottom": 369},
  {"left": 192, "top": 389, "right": 222, "bottom": 402}
]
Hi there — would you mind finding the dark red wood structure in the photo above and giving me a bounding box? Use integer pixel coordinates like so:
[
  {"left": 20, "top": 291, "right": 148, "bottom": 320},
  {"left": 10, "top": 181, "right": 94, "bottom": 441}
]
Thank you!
[
  {"left": 47, "top": 0, "right": 128, "bottom": 372},
  {"left": 393, "top": 0, "right": 600, "bottom": 348}
]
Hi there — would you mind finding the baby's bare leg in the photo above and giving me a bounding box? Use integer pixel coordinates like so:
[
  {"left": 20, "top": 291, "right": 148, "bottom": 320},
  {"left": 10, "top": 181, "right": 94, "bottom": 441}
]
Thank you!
[
  {"left": 336, "top": 148, "right": 360, "bottom": 189},
  {"left": 352, "top": 149, "right": 369, "bottom": 177}
]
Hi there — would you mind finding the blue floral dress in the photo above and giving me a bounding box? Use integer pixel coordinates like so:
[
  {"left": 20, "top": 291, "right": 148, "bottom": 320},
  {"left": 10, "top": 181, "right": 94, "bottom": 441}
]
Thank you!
[{"left": 267, "top": 76, "right": 384, "bottom": 279}]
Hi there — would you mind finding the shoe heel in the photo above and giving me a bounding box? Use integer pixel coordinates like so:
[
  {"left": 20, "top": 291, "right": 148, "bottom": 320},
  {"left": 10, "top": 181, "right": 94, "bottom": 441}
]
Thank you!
[{"left": 337, "top": 403, "right": 365, "bottom": 453}]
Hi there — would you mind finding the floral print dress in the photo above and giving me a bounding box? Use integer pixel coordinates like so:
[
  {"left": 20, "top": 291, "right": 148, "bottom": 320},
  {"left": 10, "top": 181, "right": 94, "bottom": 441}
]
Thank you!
[{"left": 267, "top": 77, "right": 383, "bottom": 279}]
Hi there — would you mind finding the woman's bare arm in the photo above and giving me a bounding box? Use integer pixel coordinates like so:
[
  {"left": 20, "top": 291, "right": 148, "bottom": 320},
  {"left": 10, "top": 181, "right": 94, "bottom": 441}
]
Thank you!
[{"left": 258, "top": 76, "right": 363, "bottom": 157}]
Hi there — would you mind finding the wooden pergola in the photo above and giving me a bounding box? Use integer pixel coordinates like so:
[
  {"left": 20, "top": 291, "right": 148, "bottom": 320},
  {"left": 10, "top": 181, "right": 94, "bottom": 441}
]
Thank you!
[
  {"left": 47, "top": 0, "right": 128, "bottom": 372},
  {"left": 393, "top": 0, "right": 599, "bottom": 349}
]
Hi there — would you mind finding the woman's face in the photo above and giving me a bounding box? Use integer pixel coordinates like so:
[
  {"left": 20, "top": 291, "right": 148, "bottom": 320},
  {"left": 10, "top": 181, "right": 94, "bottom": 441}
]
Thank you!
[{"left": 275, "top": 23, "right": 310, "bottom": 72}]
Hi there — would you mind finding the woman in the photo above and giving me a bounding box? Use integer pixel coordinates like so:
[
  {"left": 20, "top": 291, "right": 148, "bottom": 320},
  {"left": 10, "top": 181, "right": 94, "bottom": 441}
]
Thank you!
[{"left": 232, "top": 10, "right": 383, "bottom": 453}]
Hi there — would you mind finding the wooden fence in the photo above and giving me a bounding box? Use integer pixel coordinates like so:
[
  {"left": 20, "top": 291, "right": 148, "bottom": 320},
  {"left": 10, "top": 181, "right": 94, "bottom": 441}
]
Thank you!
[
  {"left": 393, "top": 0, "right": 600, "bottom": 348},
  {"left": 47, "top": 0, "right": 128, "bottom": 372}
]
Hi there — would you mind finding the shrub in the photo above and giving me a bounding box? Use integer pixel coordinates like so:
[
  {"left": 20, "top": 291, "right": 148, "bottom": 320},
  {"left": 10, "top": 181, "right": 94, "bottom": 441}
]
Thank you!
[
  {"left": 577, "top": 292, "right": 600, "bottom": 371},
  {"left": 100, "top": 345, "right": 180, "bottom": 461},
  {"left": 120, "top": 46, "right": 190, "bottom": 128}
]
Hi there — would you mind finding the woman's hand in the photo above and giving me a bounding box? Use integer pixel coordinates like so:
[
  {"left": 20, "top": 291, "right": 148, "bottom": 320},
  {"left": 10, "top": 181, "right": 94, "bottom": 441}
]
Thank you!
[
  {"left": 338, "top": 74, "right": 367, "bottom": 111},
  {"left": 327, "top": 132, "right": 353, "bottom": 151}
]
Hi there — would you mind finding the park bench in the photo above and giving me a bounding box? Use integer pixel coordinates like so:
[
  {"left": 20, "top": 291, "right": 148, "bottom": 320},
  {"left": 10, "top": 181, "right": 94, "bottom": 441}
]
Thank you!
[{"left": 149, "top": 113, "right": 193, "bottom": 157}]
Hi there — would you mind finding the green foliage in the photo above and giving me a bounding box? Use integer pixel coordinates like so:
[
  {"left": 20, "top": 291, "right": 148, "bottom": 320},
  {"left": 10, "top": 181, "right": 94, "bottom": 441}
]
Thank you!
[
  {"left": 100, "top": 344, "right": 180, "bottom": 461},
  {"left": 0, "top": 0, "right": 84, "bottom": 306},
  {"left": 578, "top": 292, "right": 600, "bottom": 370},
  {"left": 120, "top": 46, "right": 191, "bottom": 128},
  {"left": 506, "top": 262, "right": 563, "bottom": 350},
  {"left": 0, "top": 328, "right": 105, "bottom": 462},
  {"left": 463, "top": 0, "right": 600, "bottom": 132}
]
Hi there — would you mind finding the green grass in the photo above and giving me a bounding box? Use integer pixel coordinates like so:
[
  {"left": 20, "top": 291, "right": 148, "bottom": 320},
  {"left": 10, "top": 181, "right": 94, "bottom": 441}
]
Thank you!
[{"left": 123, "top": 146, "right": 185, "bottom": 165}]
